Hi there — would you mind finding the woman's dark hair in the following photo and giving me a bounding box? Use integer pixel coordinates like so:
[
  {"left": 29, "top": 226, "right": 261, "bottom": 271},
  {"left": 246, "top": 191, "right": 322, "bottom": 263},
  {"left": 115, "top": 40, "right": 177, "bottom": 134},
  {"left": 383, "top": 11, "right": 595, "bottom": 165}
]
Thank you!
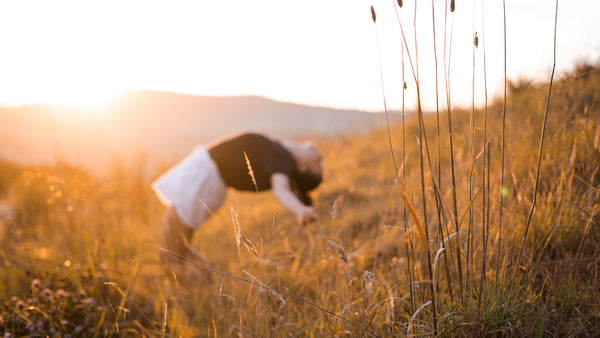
[{"left": 292, "top": 169, "right": 322, "bottom": 206}]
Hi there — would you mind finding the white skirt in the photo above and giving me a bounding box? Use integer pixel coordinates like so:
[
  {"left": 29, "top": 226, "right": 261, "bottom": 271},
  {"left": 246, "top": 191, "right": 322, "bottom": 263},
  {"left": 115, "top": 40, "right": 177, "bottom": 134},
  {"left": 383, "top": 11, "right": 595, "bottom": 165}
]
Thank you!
[{"left": 152, "top": 147, "right": 227, "bottom": 229}]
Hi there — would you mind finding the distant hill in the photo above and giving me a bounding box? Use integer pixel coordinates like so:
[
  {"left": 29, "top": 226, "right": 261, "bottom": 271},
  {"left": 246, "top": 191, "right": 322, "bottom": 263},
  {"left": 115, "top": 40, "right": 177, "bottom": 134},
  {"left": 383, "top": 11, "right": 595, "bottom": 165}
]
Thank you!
[{"left": 0, "top": 91, "right": 396, "bottom": 175}]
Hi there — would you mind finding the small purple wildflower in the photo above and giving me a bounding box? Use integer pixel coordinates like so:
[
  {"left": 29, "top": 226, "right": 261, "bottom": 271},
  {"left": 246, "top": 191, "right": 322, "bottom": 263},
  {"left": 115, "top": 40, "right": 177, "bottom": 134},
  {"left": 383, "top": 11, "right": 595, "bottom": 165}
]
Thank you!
[
  {"left": 31, "top": 279, "right": 40, "bottom": 289},
  {"left": 56, "top": 289, "right": 67, "bottom": 299},
  {"left": 82, "top": 297, "right": 96, "bottom": 306},
  {"left": 43, "top": 288, "right": 53, "bottom": 301},
  {"left": 15, "top": 300, "right": 25, "bottom": 310},
  {"left": 25, "top": 322, "right": 34, "bottom": 331}
]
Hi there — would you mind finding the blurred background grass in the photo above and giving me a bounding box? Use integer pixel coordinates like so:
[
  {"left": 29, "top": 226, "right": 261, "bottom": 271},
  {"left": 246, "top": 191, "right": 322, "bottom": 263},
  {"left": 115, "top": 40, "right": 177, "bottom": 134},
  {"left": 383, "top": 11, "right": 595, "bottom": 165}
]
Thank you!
[{"left": 1, "top": 61, "right": 599, "bottom": 336}]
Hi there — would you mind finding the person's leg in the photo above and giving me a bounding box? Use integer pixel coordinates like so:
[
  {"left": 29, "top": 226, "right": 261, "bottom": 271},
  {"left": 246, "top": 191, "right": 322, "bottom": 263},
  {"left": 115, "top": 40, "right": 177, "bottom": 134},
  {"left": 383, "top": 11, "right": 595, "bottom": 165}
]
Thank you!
[
  {"left": 161, "top": 207, "right": 212, "bottom": 284},
  {"left": 161, "top": 207, "right": 192, "bottom": 262}
]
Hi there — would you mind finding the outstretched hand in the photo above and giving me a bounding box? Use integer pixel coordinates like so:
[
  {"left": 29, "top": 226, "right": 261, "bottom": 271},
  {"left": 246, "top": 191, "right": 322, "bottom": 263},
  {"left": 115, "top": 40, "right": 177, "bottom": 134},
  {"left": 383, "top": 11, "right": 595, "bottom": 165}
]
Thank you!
[
  {"left": 297, "top": 205, "right": 318, "bottom": 226},
  {"left": 271, "top": 173, "right": 319, "bottom": 226}
]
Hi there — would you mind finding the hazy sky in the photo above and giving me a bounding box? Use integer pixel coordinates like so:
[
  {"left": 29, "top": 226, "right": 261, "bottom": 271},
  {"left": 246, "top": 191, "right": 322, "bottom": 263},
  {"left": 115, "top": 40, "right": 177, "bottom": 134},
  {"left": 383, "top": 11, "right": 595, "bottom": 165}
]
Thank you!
[{"left": 0, "top": 0, "right": 597, "bottom": 112}]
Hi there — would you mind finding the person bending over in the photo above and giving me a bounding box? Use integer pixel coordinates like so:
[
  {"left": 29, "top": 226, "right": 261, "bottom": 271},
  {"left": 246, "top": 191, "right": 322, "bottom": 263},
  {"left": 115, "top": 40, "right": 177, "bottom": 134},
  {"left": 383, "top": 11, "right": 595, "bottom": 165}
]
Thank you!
[{"left": 152, "top": 132, "right": 323, "bottom": 282}]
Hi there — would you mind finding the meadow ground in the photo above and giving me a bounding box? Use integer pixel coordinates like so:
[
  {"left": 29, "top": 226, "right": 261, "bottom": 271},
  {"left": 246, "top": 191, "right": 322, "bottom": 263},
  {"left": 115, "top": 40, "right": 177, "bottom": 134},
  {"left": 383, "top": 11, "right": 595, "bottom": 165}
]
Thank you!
[{"left": 1, "top": 62, "right": 600, "bottom": 336}]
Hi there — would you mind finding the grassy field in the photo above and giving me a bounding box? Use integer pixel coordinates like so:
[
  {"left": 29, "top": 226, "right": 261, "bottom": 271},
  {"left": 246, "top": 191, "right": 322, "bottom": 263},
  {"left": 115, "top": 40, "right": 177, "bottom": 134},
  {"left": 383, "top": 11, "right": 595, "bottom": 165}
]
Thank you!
[{"left": 1, "top": 59, "right": 599, "bottom": 336}]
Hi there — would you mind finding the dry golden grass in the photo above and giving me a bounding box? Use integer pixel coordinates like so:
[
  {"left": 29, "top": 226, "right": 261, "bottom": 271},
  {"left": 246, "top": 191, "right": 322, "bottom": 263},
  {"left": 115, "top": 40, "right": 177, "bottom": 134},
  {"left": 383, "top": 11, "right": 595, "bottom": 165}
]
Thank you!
[{"left": 1, "top": 62, "right": 600, "bottom": 336}]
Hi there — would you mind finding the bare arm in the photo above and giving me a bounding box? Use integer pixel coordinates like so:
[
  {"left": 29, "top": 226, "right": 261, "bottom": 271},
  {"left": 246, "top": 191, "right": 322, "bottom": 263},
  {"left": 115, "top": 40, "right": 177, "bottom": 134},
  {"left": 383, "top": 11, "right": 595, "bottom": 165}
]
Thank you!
[{"left": 271, "top": 172, "right": 318, "bottom": 225}]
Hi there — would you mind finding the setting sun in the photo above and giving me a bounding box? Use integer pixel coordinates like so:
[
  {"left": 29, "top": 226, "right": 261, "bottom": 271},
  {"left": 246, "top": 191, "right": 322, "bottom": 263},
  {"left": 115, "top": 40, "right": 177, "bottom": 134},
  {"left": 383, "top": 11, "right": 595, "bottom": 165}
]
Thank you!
[{"left": 6, "top": 88, "right": 124, "bottom": 113}]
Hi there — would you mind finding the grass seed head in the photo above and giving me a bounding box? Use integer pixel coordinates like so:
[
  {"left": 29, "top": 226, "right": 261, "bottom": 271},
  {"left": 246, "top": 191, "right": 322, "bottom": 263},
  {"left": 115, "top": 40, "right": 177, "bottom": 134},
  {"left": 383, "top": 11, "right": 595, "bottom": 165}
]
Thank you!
[
  {"left": 451, "top": 0, "right": 455, "bottom": 12},
  {"left": 326, "top": 240, "right": 348, "bottom": 264},
  {"left": 361, "top": 271, "right": 375, "bottom": 292},
  {"left": 474, "top": 32, "right": 479, "bottom": 48},
  {"left": 241, "top": 235, "right": 260, "bottom": 259},
  {"left": 370, "top": 5, "right": 376, "bottom": 23},
  {"left": 231, "top": 206, "right": 242, "bottom": 259},
  {"left": 397, "top": 0, "right": 403, "bottom": 7},
  {"left": 243, "top": 151, "right": 259, "bottom": 192}
]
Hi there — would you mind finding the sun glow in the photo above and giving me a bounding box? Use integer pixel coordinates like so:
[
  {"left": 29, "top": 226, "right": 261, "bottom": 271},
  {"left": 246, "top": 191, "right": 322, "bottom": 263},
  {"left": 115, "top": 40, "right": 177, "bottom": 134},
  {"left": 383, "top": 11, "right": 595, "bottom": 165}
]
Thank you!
[
  {"left": 2, "top": 89, "right": 125, "bottom": 114},
  {"left": 0, "top": 1, "right": 597, "bottom": 113}
]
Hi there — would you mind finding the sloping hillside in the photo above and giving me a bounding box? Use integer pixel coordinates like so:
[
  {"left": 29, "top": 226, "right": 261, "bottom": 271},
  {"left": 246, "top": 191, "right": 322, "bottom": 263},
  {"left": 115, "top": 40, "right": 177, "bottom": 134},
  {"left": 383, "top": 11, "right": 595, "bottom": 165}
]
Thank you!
[{"left": 0, "top": 91, "right": 394, "bottom": 175}]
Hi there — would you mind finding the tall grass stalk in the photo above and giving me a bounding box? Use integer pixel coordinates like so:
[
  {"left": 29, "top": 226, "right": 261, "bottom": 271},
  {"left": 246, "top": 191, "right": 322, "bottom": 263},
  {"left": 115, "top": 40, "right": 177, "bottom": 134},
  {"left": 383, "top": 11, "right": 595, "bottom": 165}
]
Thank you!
[
  {"left": 477, "top": 0, "right": 490, "bottom": 317},
  {"left": 389, "top": 2, "right": 440, "bottom": 332},
  {"left": 514, "top": 0, "right": 559, "bottom": 275},
  {"left": 431, "top": 0, "right": 455, "bottom": 305},
  {"left": 496, "top": 0, "right": 507, "bottom": 289},
  {"left": 467, "top": 3, "right": 477, "bottom": 292},
  {"left": 411, "top": 1, "right": 438, "bottom": 334},
  {"left": 371, "top": 4, "right": 417, "bottom": 318},
  {"left": 443, "top": 0, "right": 464, "bottom": 303},
  {"left": 371, "top": 6, "right": 400, "bottom": 181},
  {"left": 392, "top": 0, "right": 416, "bottom": 314}
]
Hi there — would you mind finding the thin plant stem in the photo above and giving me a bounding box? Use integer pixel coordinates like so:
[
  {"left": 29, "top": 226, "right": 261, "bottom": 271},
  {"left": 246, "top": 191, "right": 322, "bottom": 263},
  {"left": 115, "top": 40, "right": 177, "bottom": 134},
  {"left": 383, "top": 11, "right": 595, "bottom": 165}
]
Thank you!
[
  {"left": 416, "top": 85, "right": 438, "bottom": 337},
  {"left": 432, "top": 0, "right": 454, "bottom": 304},
  {"left": 372, "top": 5, "right": 415, "bottom": 315},
  {"left": 392, "top": 0, "right": 416, "bottom": 314},
  {"left": 392, "top": 0, "right": 439, "bottom": 321},
  {"left": 444, "top": 0, "right": 464, "bottom": 303},
  {"left": 413, "top": 1, "right": 437, "bottom": 334},
  {"left": 477, "top": 0, "right": 490, "bottom": 318},
  {"left": 515, "top": 0, "right": 559, "bottom": 275},
  {"left": 496, "top": 0, "right": 507, "bottom": 290},
  {"left": 373, "top": 24, "right": 401, "bottom": 180},
  {"left": 467, "top": 3, "right": 477, "bottom": 292}
]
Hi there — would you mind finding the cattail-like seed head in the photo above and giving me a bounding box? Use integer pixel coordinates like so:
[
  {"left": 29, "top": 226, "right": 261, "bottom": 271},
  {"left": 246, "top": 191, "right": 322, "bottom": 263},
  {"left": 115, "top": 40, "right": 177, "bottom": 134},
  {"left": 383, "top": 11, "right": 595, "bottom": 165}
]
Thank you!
[
  {"left": 450, "top": 0, "right": 455, "bottom": 12},
  {"left": 397, "top": 0, "right": 403, "bottom": 7},
  {"left": 403, "top": 81, "right": 408, "bottom": 90},
  {"left": 370, "top": 5, "right": 376, "bottom": 23},
  {"left": 474, "top": 32, "right": 479, "bottom": 48}
]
